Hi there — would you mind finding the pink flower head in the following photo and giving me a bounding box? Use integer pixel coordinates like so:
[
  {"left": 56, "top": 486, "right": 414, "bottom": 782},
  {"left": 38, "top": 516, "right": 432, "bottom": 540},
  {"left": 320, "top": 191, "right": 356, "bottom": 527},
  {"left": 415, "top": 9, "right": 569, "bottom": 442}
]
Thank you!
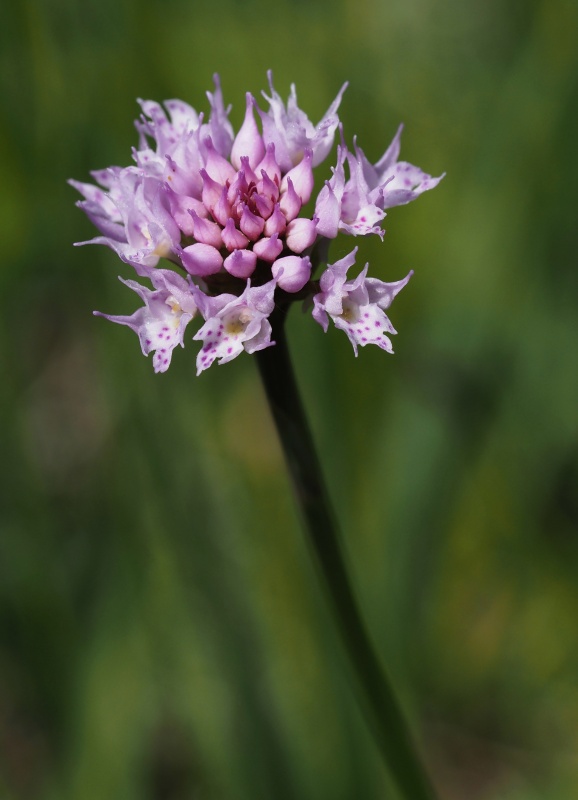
[
  {"left": 72, "top": 73, "right": 441, "bottom": 373},
  {"left": 313, "top": 248, "right": 412, "bottom": 355}
]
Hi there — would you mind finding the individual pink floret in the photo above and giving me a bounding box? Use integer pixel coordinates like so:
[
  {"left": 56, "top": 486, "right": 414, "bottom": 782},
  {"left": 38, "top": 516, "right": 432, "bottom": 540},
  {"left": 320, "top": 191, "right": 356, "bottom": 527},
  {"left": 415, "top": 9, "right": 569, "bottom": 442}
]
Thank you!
[
  {"left": 192, "top": 279, "right": 277, "bottom": 374},
  {"left": 94, "top": 269, "right": 198, "bottom": 373},
  {"left": 313, "top": 248, "right": 412, "bottom": 355}
]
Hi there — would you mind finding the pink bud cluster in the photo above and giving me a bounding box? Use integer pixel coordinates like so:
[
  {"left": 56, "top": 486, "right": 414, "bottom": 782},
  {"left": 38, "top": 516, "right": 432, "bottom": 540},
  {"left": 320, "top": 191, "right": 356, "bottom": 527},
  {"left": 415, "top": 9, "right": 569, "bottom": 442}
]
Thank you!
[
  {"left": 71, "top": 73, "right": 442, "bottom": 373},
  {"left": 179, "top": 99, "right": 317, "bottom": 293}
]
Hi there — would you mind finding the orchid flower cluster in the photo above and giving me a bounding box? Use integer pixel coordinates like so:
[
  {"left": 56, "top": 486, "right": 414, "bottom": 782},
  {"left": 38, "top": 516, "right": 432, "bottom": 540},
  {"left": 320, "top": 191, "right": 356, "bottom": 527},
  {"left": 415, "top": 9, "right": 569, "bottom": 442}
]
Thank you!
[{"left": 71, "top": 73, "right": 442, "bottom": 374}]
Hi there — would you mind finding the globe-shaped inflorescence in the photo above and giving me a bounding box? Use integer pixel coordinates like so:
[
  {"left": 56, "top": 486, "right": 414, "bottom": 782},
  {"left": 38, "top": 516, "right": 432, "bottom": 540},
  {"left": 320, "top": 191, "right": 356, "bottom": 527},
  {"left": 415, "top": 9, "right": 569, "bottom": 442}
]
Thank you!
[{"left": 71, "top": 73, "right": 443, "bottom": 373}]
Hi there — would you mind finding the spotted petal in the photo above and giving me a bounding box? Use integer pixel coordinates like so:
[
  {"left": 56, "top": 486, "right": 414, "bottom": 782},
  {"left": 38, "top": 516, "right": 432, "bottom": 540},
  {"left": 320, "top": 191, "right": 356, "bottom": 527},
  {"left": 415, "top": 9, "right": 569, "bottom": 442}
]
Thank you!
[{"left": 94, "top": 273, "right": 197, "bottom": 373}]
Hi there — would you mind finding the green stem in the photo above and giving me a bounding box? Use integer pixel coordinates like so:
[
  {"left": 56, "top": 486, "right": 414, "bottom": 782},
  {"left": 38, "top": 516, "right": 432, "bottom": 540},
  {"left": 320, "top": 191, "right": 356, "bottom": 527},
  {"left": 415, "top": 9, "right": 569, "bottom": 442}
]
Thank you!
[{"left": 255, "top": 307, "right": 438, "bottom": 800}]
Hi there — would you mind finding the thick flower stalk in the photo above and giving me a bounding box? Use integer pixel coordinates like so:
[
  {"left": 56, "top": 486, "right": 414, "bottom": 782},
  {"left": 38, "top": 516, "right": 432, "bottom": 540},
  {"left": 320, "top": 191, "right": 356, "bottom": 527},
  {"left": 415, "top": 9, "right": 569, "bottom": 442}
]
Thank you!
[{"left": 71, "top": 72, "right": 442, "bottom": 372}]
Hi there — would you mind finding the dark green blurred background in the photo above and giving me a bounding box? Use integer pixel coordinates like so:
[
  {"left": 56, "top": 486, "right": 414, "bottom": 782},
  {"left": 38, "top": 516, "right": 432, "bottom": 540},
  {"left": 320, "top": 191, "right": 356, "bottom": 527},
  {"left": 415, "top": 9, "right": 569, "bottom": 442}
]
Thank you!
[{"left": 1, "top": 0, "right": 577, "bottom": 797}]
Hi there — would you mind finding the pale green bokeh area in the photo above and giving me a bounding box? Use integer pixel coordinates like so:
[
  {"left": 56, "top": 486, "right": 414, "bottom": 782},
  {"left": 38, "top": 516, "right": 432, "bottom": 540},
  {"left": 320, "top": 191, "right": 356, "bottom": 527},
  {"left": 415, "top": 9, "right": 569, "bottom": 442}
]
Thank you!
[{"left": 1, "top": 0, "right": 577, "bottom": 797}]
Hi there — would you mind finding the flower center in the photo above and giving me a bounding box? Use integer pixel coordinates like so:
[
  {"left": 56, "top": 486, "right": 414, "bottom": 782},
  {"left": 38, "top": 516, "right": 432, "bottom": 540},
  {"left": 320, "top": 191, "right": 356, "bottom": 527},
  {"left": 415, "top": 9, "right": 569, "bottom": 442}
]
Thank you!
[
  {"left": 224, "top": 307, "right": 253, "bottom": 335},
  {"left": 340, "top": 298, "right": 360, "bottom": 324},
  {"left": 165, "top": 295, "right": 183, "bottom": 317},
  {"left": 153, "top": 239, "right": 173, "bottom": 258}
]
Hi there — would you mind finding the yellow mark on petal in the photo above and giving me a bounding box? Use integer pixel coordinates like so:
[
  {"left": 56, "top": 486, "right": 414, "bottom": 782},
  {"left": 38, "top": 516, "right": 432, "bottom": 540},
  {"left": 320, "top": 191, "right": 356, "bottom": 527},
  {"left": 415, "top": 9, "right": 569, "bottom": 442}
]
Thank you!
[
  {"left": 340, "top": 299, "right": 359, "bottom": 323},
  {"left": 165, "top": 295, "right": 182, "bottom": 315},
  {"left": 291, "top": 149, "right": 304, "bottom": 166},
  {"left": 225, "top": 308, "right": 252, "bottom": 335},
  {"left": 153, "top": 240, "right": 172, "bottom": 258}
]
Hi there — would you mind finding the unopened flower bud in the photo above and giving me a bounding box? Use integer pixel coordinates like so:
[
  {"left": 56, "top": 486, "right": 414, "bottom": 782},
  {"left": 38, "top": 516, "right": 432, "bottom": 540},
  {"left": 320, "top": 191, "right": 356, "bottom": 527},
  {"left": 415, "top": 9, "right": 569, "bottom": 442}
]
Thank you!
[
  {"left": 314, "top": 182, "right": 340, "bottom": 239},
  {"left": 200, "top": 169, "right": 224, "bottom": 215},
  {"left": 258, "top": 170, "right": 280, "bottom": 203},
  {"left": 253, "top": 234, "right": 283, "bottom": 262},
  {"left": 272, "top": 255, "right": 312, "bottom": 293},
  {"left": 182, "top": 243, "right": 223, "bottom": 276},
  {"left": 190, "top": 210, "right": 223, "bottom": 248},
  {"left": 204, "top": 138, "right": 236, "bottom": 185},
  {"left": 221, "top": 218, "right": 249, "bottom": 251},
  {"left": 231, "top": 94, "right": 265, "bottom": 170},
  {"left": 281, "top": 149, "right": 314, "bottom": 204},
  {"left": 264, "top": 203, "right": 286, "bottom": 236},
  {"left": 224, "top": 248, "right": 258, "bottom": 278},
  {"left": 212, "top": 186, "right": 233, "bottom": 227},
  {"left": 279, "top": 177, "right": 301, "bottom": 222},
  {"left": 239, "top": 203, "right": 265, "bottom": 240},
  {"left": 256, "top": 143, "right": 281, "bottom": 185},
  {"left": 285, "top": 217, "right": 317, "bottom": 253},
  {"left": 227, "top": 170, "right": 249, "bottom": 205},
  {"left": 253, "top": 192, "right": 274, "bottom": 219},
  {"left": 239, "top": 156, "right": 258, "bottom": 186}
]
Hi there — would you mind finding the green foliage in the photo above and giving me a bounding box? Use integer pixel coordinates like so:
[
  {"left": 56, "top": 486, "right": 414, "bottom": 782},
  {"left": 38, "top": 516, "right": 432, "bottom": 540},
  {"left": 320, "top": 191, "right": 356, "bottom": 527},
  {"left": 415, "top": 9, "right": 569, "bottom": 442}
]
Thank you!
[{"left": 1, "top": 0, "right": 577, "bottom": 797}]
